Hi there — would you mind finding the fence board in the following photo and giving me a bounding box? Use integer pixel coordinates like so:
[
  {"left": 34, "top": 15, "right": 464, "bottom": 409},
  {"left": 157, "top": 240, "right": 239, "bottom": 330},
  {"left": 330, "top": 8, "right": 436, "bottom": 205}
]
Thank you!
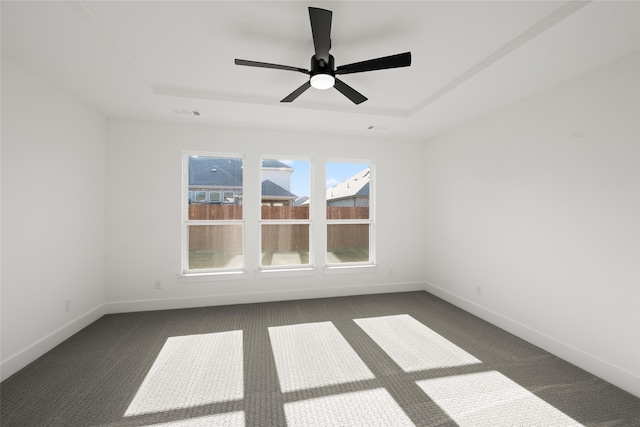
[
  {"left": 189, "top": 204, "right": 243, "bottom": 220},
  {"left": 327, "top": 206, "right": 369, "bottom": 220},
  {"left": 261, "top": 206, "right": 309, "bottom": 219},
  {"left": 327, "top": 224, "right": 369, "bottom": 251},
  {"left": 188, "top": 224, "right": 243, "bottom": 251},
  {"left": 188, "top": 205, "right": 369, "bottom": 251},
  {"left": 189, "top": 205, "right": 369, "bottom": 220},
  {"left": 262, "top": 224, "right": 309, "bottom": 251}
]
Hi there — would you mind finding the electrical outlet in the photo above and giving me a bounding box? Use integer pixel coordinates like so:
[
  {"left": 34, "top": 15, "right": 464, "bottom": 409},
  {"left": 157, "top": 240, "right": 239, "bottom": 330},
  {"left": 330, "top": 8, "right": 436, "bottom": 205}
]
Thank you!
[
  {"left": 476, "top": 286, "right": 482, "bottom": 296},
  {"left": 388, "top": 268, "right": 394, "bottom": 276},
  {"left": 154, "top": 280, "right": 162, "bottom": 290},
  {"left": 64, "top": 300, "right": 71, "bottom": 312}
]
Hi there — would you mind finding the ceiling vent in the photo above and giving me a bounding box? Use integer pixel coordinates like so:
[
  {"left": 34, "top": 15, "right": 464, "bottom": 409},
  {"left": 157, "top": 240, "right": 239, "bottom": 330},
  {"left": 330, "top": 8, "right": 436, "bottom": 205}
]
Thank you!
[{"left": 172, "top": 109, "right": 201, "bottom": 116}]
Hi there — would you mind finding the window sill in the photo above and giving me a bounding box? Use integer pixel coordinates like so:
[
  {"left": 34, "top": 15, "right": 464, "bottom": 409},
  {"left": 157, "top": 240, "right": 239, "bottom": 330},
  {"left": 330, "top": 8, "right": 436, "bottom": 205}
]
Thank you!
[
  {"left": 178, "top": 270, "right": 248, "bottom": 283},
  {"left": 256, "top": 267, "right": 316, "bottom": 279},
  {"left": 324, "top": 264, "right": 378, "bottom": 275},
  {"left": 177, "top": 264, "right": 376, "bottom": 282}
]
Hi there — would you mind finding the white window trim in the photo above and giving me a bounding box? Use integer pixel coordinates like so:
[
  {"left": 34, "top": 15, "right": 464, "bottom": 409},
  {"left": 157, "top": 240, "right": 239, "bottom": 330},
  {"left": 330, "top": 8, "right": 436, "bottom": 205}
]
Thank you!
[
  {"left": 259, "top": 156, "right": 313, "bottom": 271},
  {"left": 181, "top": 154, "right": 377, "bottom": 278},
  {"left": 324, "top": 264, "right": 378, "bottom": 274},
  {"left": 255, "top": 267, "right": 315, "bottom": 279},
  {"left": 182, "top": 151, "right": 246, "bottom": 275},
  {"left": 325, "top": 160, "right": 375, "bottom": 268},
  {"left": 178, "top": 270, "right": 248, "bottom": 283}
]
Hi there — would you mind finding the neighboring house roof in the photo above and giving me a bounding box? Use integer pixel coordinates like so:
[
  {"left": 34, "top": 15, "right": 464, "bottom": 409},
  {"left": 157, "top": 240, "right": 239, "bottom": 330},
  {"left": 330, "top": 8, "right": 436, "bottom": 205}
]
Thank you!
[
  {"left": 294, "top": 196, "right": 309, "bottom": 206},
  {"left": 188, "top": 157, "right": 292, "bottom": 187},
  {"left": 262, "top": 179, "right": 297, "bottom": 199},
  {"left": 189, "top": 156, "right": 243, "bottom": 187},
  {"left": 326, "top": 168, "right": 370, "bottom": 200},
  {"left": 262, "top": 159, "right": 294, "bottom": 170}
]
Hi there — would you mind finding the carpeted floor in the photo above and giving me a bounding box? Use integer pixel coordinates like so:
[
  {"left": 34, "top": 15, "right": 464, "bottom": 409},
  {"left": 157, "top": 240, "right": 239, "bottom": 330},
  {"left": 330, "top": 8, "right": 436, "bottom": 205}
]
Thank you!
[{"left": 1, "top": 291, "right": 639, "bottom": 426}]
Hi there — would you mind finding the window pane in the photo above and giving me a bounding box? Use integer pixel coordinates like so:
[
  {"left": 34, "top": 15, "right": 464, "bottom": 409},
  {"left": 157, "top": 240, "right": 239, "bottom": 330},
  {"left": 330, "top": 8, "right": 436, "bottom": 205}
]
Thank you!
[
  {"left": 327, "top": 224, "right": 369, "bottom": 263},
  {"left": 194, "top": 191, "right": 206, "bottom": 203},
  {"left": 326, "top": 163, "right": 370, "bottom": 219},
  {"left": 188, "top": 156, "right": 242, "bottom": 220},
  {"left": 223, "top": 191, "right": 234, "bottom": 203},
  {"left": 262, "top": 159, "right": 309, "bottom": 219},
  {"left": 188, "top": 225, "right": 243, "bottom": 269},
  {"left": 261, "top": 224, "right": 309, "bottom": 266},
  {"left": 208, "top": 191, "right": 221, "bottom": 203}
]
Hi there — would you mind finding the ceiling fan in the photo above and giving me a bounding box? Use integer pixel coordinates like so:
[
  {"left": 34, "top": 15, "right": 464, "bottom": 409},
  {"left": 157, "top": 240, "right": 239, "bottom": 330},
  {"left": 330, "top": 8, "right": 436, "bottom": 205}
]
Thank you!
[{"left": 234, "top": 7, "right": 411, "bottom": 105}]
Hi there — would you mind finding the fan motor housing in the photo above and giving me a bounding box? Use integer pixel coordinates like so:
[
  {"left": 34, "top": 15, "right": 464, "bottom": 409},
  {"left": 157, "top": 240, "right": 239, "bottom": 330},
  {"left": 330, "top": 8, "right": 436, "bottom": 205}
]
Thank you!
[{"left": 310, "top": 54, "right": 335, "bottom": 77}]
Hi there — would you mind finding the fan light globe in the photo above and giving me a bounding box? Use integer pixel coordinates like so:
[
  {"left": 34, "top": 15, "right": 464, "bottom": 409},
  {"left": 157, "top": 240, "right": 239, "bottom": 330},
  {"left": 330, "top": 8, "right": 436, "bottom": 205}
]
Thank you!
[{"left": 310, "top": 73, "right": 335, "bottom": 90}]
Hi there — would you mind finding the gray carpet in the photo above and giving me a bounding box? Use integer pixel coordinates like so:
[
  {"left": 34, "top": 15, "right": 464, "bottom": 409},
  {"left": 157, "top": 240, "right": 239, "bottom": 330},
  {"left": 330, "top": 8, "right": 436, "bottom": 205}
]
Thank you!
[{"left": 1, "top": 291, "right": 639, "bottom": 426}]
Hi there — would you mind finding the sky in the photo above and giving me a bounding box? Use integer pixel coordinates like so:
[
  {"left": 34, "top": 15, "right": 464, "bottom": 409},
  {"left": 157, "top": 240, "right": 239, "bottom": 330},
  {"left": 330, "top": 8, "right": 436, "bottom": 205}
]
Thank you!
[{"left": 282, "top": 160, "right": 369, "bottom": 198}]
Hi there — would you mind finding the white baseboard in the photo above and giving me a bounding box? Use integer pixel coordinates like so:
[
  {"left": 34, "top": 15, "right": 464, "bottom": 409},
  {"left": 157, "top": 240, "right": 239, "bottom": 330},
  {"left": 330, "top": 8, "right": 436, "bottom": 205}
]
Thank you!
[
  {"left": 106, "top": 281, "right": 426, "bottom": 314},
  {"left": 1, "top": 304, "right": 107, "bottom": 382},
  {"left": 423, "top": 281, "right": 640, "bottom": 398}
]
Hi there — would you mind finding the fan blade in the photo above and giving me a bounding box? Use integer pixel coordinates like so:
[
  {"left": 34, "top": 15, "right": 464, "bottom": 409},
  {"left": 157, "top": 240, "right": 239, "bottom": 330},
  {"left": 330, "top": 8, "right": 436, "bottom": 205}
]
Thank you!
[
  {"left": 334, "top": 78, "right": 367, "bottom": 105},
  {"left": 336, "top": 52, "right": 411, "bottom": 75},
  {"left": 235, "top": 59, "right": 308, "bottom": 74},
  {"left": 309, "top": 7, "right": 332, "bottom": 62},
  {"left": 281, "top": 81, "right": 312, "bottom": 102}
]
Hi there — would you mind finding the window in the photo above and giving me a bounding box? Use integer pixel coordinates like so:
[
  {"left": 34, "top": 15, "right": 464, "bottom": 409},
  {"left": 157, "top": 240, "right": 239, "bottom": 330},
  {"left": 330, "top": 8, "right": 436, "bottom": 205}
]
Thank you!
[
  {"left": 223, "top": 191, "right": 234, "bottom": 204},
  {"left": 194, "top": 191, "right": 206, "bottom": 203},
  {"left": 182, "top": 154, "right": 375, "bottom": 276},
  {"left": 260, "top": 158, "right": 310, "bottom": 268},
  {"left": 326, "top": 162, "right": 373, "bottom": 265},
  {"left": 183, "top": 154, "right": 243, "bottom": 272},
  {"left": 208, "top": 191, "right": 221, "bottom": 203}
]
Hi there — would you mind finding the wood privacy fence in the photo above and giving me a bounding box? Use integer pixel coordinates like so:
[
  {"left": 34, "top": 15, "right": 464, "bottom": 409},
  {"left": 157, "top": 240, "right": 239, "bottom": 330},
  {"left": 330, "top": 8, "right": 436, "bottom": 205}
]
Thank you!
[
  {"left": 188, "top": 204, "right": 369, "bottom": 251},
  {"left": 188, "top": 223, "right": 243, "bottom": 252},
  {"left": 188, "top": 204, "right": 369, "bottom": 220},
  {"left": 189, "top": 204, "right": 244, "bottom": 220}
]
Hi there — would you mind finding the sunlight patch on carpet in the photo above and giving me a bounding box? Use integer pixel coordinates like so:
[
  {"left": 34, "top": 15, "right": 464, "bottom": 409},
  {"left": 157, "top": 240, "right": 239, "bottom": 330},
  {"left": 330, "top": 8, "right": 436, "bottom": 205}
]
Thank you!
[
  {"left": 417, "top": 371, "right": 583, "bottom": 426},
  {"left": 354, "top": 314, "right": 481, "bottom": 372},
  {"left": 146, "top": 411, "right": 244, "bottom": 426},
  {"left": 125, "top": 331, "right": 243, "bottom": 416},
  {"left": 268, "top": 321, "right": 375, "bottom": 392},
  {"left": 284, "top": 388, "right": 414, "bottom": 426}
]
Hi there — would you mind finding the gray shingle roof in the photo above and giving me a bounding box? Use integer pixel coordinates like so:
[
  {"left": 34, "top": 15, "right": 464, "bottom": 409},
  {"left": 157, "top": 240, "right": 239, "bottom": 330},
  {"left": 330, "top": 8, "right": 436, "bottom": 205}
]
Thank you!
[
  {"left": 262, "top": 179, "right": 297, "bottom": 198},
  {"left": 188, "top": 157, "right": 294, "bottom": 187},
  {"left": 262, "top": 159, "right": 293, "bottom": 169},
  {"left": 355, "top": 182, "right": 370, "bottom": 197},
  {"left": 294, "top": 196, "right": 310, "bottom": 206},
  {"left": 189, "top": 156, "right": 243, "bottom": 186}
]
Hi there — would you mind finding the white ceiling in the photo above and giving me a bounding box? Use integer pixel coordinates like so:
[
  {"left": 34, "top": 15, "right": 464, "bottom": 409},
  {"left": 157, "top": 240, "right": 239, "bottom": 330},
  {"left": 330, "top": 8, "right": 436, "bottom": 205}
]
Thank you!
[{"left": 2, "top": 1, "right": 638, "bottom": 141}]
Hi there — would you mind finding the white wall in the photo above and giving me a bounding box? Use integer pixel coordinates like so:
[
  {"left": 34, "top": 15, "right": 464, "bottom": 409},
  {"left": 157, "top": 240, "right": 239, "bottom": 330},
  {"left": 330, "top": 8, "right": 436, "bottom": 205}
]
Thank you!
[
  {"left": 422, "top": 53, "right": 640, "bottom": 396},
  {"left": 1, "top": 58, "right": 107, "bottom": 380},
  {"left": 3, "top": 47, "right": 636, "bottom": 401},
  {"left": 105, "top": 120, "right": 426, "bottom": 312},
  {"left": 262, "top": 168, "right": 293, "bottom": 192}
]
